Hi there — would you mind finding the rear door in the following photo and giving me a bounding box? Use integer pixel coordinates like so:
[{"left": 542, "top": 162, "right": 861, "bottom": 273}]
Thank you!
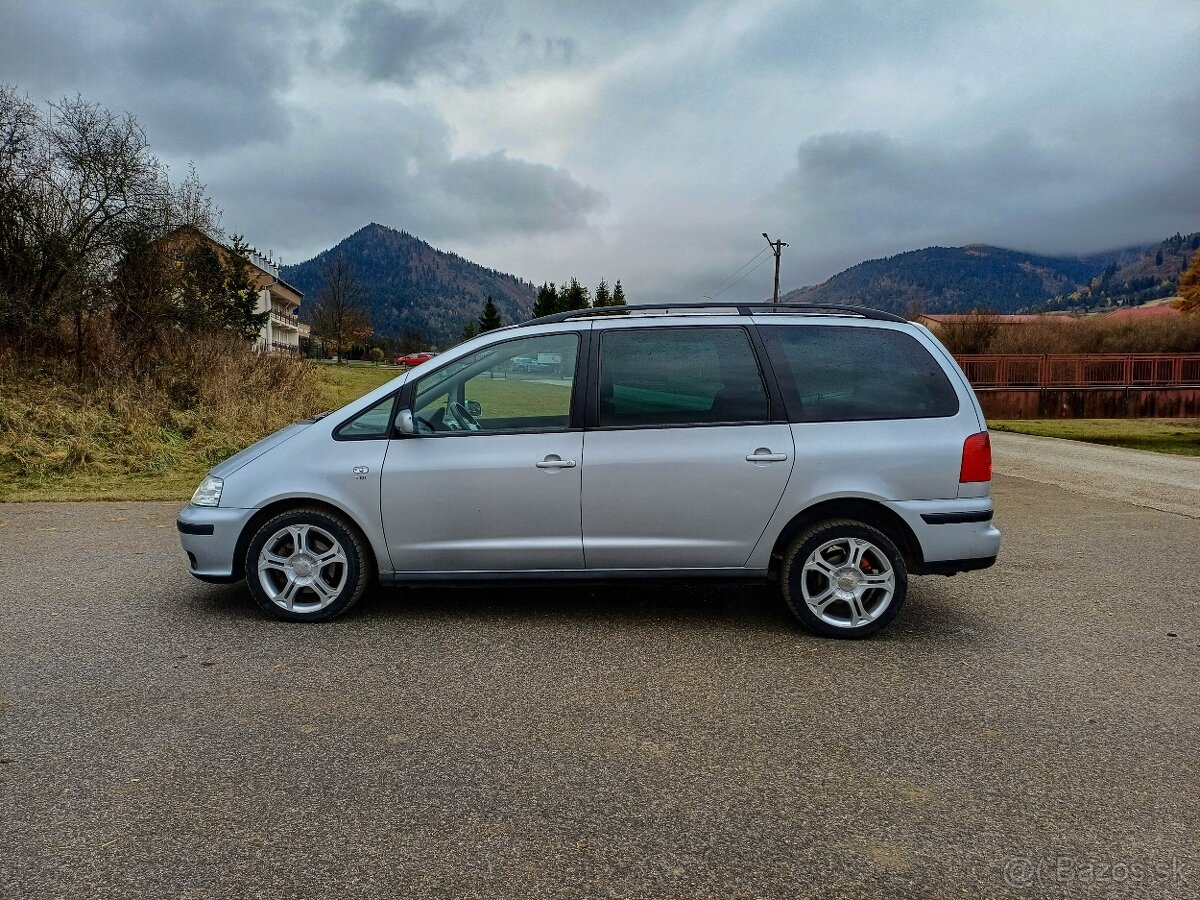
[
  {"left": 757, "top": 322, "right": 972, "bottom": 502},
  {"left": 581, "top": 323, "right": 794, "bottom": 570},
  {"left": 381, "top": 330, "right": 586, "bottom": 572}
]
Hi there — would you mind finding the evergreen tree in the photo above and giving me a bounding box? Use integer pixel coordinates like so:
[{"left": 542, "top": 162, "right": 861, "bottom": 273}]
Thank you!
[
  {"left": 533, "top": 282, "right": 559, "bottom": 318},
  {"left": 478, "top": 295, "right": 503, "bottom": 332},
  {"left": 173, "top": 235, "right": 265, "bottom": 341},
  {"left": 223, "top": 235, "right": 269, "bottom": 340},
  {"left": 461, "top": 320, "right": 479, "bottom": 341},
  {"left": 177, "top": 243, "right": 226, "bottom": 332},
  {"left": 559, "top": 277, "right": 589, "bottom": 312},
  {"left": 1156, "top": 249, "right": 1164, "bottom": 266},
  {"left": 593, "top": 279, "right": 611, "bottom": 307},
  {"left": 610, "top": 280, "right": 626, "bottom": 306}
]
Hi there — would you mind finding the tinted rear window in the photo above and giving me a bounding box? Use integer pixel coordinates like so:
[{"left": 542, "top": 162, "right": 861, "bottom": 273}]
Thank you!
[
  {"left": 599, "top": 327, "right": 769, "bottom": 427},
  {"left": 761, "top": 325, "right": 959, "bottom": 422}
]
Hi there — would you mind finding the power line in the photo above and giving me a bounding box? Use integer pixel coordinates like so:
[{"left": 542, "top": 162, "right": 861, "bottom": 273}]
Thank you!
[
  {"left": 706, "top": 253, "right": 774, "bottom": 300},
  {"left": 697, "top": 246, "right": 771, "bottom": 300}
]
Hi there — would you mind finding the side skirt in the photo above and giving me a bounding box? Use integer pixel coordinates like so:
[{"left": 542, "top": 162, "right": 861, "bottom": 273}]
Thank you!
[{"left": 378, "top": 568, "right": 770, "bottom": 587}]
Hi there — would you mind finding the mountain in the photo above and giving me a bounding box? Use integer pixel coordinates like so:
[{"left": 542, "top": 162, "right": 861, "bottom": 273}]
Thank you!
[
  {"left": 1056, "top": 232, "right": 1200, "bottom": 311},
  {"left": 782, "top": 233, "right": 1199, "bottom": 314},
  {"left": 282, "top": 224, "right": 535, "bottom": 346}
]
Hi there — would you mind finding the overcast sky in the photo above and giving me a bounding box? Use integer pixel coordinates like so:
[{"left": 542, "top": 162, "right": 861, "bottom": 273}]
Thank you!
[{"left": 3, "top": 0, "right": 1198, "bottom": 301}]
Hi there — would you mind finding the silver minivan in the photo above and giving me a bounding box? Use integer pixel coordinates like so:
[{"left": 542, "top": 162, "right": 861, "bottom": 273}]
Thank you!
[{"left": 179, "top": 303, "right": 1000, "bottom": 637}]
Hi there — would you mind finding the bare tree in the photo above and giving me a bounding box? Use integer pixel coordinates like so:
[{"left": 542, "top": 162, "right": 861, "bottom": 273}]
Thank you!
[
  {"left": 309, "top": 253, "right": 372, "bottom": 362},
  {"left": 937, "top": 309, "right": 1002, "bottom": 355},
  {"left": 0, "top": 85, "right": 220, "bottom": 372}
]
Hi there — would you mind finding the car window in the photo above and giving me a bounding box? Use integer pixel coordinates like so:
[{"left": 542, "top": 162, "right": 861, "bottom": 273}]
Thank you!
[
  {"left": 335, "top": 394, "right": 396, "bottom": 439},
  {"left": 413, "top": 333, "right": 579, "bottom": 434},
  {"left": 598, "top": 327, "right": 769, "bottom": 427},
  {"left": 761, "top": 325, "right": 960, "bottom": 422}
]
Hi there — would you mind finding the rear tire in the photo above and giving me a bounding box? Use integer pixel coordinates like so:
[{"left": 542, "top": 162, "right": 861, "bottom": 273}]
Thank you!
[
  {"left": 780, "top": 519, "right": 908, "bottom": 638},
  {"left": 244, "top": 507, "right": 371, "bottom": 622}
]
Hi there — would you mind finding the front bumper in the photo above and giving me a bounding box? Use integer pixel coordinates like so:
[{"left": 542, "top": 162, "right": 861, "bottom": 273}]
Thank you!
[{"left": 177, "top": 504, "right": 256, "bottom": 582}]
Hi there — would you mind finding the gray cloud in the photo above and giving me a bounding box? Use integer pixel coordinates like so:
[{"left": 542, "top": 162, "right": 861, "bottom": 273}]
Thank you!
[
  {"left": 1, "top": 0, "right": 1196, "bottom": 299},
  {"left": 206, "top": 103, "right": 603, "bottom": 264},
  {"left": 440, "top": 151, "right": 603, "bottom": 234},
  {"left": 337, "top": 1, "right": 478, "bottom": 85},
  {"left": 790, "top": 128, "right": 1073, "bottom": 224},
  {"left": 514, "top": 30, "right": 578, "bottom": 69},
  {"left": 779, "top": 118, "right": 1200, "bottom": 280},
  {"left": 0, "top": 0, "right": 296, "bottom": 154}
]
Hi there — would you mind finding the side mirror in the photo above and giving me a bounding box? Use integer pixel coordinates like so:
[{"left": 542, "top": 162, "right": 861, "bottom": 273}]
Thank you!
[
  {"left": 466, "top": 399, "right": 482, "bottom": 417},
  {"left": 395, "top": 408, "right": 415, "bottom": 436}
]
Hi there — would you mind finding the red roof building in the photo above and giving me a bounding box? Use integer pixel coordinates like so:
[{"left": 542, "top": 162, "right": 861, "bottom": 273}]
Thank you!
[{"left": 1104, "top": 304, "right": 1181, "bottom": 320}]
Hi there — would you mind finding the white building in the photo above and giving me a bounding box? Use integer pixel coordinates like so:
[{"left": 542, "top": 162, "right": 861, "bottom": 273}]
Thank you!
[{"left": 245, "top": 247, "right": 304, "bottom": 354}]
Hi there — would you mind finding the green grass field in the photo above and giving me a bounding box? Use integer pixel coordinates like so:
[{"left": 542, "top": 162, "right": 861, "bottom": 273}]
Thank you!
[
  {"left": 462, "top": 375, "right": 573, "bottom": 419},
  {"left": 316, "top": 362, "right": 399, "bottom": 408},
  {"left": 991, "top": 419, "right": 1200, "bottom": 456}
]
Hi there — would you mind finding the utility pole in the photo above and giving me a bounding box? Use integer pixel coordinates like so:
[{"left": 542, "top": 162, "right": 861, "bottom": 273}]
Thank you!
[{"left": 763, "top": 233, "right": 788, "bottom": 303}]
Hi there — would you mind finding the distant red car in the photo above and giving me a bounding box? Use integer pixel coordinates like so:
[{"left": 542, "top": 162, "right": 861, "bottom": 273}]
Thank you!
[{"left": 396, "top": 352, "right": 436, "bottom": 367}]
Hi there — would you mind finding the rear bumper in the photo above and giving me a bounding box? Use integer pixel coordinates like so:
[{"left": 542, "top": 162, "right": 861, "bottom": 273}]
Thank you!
[
  {"left": 177, "top": 504, "right": 255, "bottom": 582},
  {"left": 884, "top": 498, "right": 1002, "bottom": 575}
]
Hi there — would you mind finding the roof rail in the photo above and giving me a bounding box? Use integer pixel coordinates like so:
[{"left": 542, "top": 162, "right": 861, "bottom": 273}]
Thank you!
[{"left": 518, "top": 301, "right": 907, "bottom": 328}]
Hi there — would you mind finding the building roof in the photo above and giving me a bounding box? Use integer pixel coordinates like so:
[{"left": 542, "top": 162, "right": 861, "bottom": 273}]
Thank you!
[
  {"left": 917, "top": 313, "right": 1076, "bottom": 325},
  {"left": 166, "top": 225, "right": 303, "bottom": 299},
  {"left": 1104, "top": 303, "right": 1181, "bottom": 320}
]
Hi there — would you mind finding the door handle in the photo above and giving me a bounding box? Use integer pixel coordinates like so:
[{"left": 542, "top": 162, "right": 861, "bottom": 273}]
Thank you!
[
  {"left": 536, "top": 455, "right": 577, "bottom": 469},
  {"left": 746, "top": 449, "right": 788, "bottom": 463}
]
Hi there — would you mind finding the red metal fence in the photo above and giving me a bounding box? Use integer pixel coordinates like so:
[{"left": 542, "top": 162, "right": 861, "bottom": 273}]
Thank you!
[{"left": 954, "top": 354, "right": 1200, "bottom": 389}]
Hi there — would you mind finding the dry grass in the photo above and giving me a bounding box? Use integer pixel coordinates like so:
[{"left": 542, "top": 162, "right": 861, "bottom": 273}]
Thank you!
[
  {"left": 0, "top": 339, "right": 330, "bottom": 501},
  {"left": 937, "top": 312, "right": 1200, "bottom": 355}
]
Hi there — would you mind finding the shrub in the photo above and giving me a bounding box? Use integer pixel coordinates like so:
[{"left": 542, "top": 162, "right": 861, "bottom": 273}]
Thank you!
[{"left": 936, "top": 312, "right": 1200, "bottom": 355}]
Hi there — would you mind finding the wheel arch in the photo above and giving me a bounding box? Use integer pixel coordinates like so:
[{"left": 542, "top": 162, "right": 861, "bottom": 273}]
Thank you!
[
  {"left": 768, "top": 497, "right": 924, "bottom": 577},
  {"left": 232, "top": 497, "right": 379, "bottom": 581}
]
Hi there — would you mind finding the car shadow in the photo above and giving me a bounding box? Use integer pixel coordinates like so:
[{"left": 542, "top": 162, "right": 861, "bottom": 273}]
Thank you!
[
  {"left": 184, "top": 574, "right": 989, "bottom": 646},
  {"left": 357, "top": 580, "right": 794, "bottom": 632}
]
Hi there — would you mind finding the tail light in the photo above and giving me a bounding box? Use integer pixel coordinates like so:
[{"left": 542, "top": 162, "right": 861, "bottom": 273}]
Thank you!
[{"left": 960, "top": 432, "right": 992, "bottom": 483}]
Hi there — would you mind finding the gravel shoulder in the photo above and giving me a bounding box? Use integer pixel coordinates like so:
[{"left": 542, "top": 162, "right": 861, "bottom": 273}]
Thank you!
[{"left": 991, "top": 429, "right": 1200, "bottom": 519}]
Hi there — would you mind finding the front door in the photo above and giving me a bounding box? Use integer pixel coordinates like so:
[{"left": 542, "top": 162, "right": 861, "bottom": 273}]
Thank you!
[
  {"left": 582, "top": 325, "right": 794, "bottom": 570},
  {"left": 381, "top": 331, "right": 585, "bottom": 573}
]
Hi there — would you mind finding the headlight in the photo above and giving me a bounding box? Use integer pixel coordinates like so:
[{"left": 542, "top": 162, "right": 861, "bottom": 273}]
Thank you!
[{"left": 190, "top": 474, "right": 223, "bottom": 507}]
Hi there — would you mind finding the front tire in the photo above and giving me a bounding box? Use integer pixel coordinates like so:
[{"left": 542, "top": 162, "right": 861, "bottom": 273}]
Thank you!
[
  {"left": 780, "top": 519, "right": 908, "bottom": 638},
  {"left": 244, "top": 508, "right": 371, "bottom": 622}
]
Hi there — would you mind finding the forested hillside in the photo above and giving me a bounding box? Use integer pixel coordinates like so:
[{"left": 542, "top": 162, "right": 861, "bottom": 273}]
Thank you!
[
  {"left": 1052, "top": 232, "right": 1200, "bottom": 311},
  {"left": 283, "top": 224, "right": 536, "bottom": 346},
  {"left": 783, "top": 234, "right": 1199, "bottom": 314}
]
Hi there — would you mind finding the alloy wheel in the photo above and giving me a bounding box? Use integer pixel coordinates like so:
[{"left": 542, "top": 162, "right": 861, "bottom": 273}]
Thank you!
[
  {"left": 799, "top": 536, "right": 897, "bottom": 629},
  {"left": 256, "top": 524, "right": 349, "bottom": 614}
]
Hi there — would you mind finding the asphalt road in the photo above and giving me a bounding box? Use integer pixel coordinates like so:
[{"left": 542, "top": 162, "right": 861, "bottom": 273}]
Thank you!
[{"left": 1, "top": 439, "right": 1197, "bottom": 899}]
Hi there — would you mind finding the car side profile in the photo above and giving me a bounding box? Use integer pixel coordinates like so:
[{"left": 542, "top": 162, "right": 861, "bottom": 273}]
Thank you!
[{"left": 179, "top": 303, "right": 1001, "bottom": 637}]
